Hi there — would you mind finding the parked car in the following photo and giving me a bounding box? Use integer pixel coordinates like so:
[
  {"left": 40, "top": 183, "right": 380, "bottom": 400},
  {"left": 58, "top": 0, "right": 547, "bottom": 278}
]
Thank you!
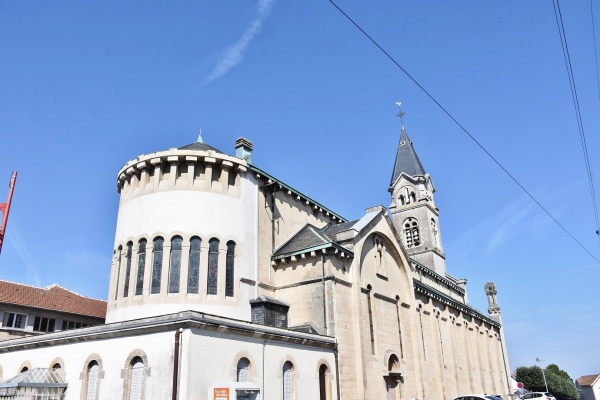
[
  {"left": 455, "top": 394, "right": 504, "bottom": 400},
  {"left": 520, "top": 392, "right": 556, "bottom": 400}
]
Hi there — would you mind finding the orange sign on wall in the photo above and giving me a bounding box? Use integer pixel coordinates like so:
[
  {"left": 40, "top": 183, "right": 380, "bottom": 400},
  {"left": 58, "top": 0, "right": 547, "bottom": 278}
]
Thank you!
[{"left": 214, "top": 387, "right": 230, "bottom": 400}]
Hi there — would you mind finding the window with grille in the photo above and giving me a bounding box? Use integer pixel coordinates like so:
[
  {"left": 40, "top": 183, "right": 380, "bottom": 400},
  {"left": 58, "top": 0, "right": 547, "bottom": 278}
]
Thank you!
[
  {"left": 168, "top": 236, "right": 183, "bottom": 293},
  {"left": 403, "top": 218, "right": 420, "bottom": 248},
  {"left": 225, "top": 241, "right": 235, "bottom": 297},
  {"left": 187, "top": 237, "right": 201, "bottom": 294},
  {"left": 3, "top": 312, "right": 26, "bottom": 329},
  {"left": 151, "top": 237, "right": 164, "bottom": 294},
  {"left": 86, "top": 361, "right": 99, "bottom": 400},
  {"left": 283, "top": 362, "right": 293, "bottom": 400},
  {"left": 207, "top": 238, "right": 219, "bottom": 295},
  {"left": 236, "top": 358, "right": 250, "bottom": 382},
  {"left": 129, "top": 357, "right": 144, "bottom": 400},
  {"left": 135, "top": 239, "right": 147, "bottom": 296},
  {"left": 33, "top": 316, "right": 55, "bottom": 332},
  {"left": 123, "top": 242, "right": 133, "bottom": 297}
]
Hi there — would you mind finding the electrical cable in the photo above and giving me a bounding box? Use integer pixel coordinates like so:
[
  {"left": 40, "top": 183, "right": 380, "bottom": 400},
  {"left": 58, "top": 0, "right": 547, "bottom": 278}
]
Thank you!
[
  {"left": 588, "top": 0, "right": 600, "bottom": 240},
  {"left": 552, "top": 0, "right": 600, "bottom": 243},
  {"left": 591, "top": 0, "right": 600, "bottom": 106},
  {"left": 327, "top": 0, "right": 600, "bottom": 263}
]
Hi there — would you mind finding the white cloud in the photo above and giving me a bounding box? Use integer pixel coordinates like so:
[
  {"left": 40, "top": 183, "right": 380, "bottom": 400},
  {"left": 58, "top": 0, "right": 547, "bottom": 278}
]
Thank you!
[
  {"left": 203, "top": 0, "right": 276, "bottom": 85},
  {"left": 447, "top": 178, "right": 589, "bottom": 260},
  {"left": 9, "top": 226, "right": 40, "bottom": 286}
]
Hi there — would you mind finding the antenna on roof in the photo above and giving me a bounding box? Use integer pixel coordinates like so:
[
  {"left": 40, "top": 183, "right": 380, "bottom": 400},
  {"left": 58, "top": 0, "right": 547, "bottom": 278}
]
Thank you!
[
  {"left": 0, "top": 171, "right": 18, "bottom": 255},
  {"left": 197, "top": 129, "right": 203, "bottom": 143}
]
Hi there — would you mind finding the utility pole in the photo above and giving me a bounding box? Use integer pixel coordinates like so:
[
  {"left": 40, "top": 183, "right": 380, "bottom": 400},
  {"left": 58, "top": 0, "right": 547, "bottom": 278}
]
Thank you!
[
  {"left": 0, "top": 171, "right": 18, "bottom": 255},
  {"left": 536, "top": 357, "right": 549, "bottom": 392}
]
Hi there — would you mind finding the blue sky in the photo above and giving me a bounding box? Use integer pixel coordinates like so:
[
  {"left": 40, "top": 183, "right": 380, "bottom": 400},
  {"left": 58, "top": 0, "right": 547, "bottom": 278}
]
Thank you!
[{"left": 1, "top": 0, "right": 599, "bottom": 381}]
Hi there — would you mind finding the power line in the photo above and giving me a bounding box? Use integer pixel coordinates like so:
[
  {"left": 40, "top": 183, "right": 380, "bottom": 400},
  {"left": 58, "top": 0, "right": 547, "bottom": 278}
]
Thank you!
[
  {"left": 591, "top": 0, "right": 600, "bottom": 106},
  {"left": 327, "top": 0, "right": 600, "bottom": 263},
  {"left": 588, "top": 0, "right": 600, "bottom": 240},
  {"left": 552, "top": 0, "right": 600, "bottom": 244}
]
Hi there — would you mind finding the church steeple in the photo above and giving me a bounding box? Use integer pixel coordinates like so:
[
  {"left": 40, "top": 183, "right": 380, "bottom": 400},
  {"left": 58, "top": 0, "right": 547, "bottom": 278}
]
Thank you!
[
  {"left": 388, "top": 102, "right": 447, "bottom": 276},
  {"left": 390, "top": 126, "right": 426, "bottom": 187}
]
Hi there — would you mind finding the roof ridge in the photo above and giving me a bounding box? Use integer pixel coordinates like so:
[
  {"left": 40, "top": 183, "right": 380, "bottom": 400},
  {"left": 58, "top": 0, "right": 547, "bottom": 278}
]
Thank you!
[
  {"left": 272, "top": 223, "right": 319, "bottom": 255},
  {"left": 308, "top": 225, "right": 332, "bottom": 244},
  {"left": 46, "top": 284, "right": 107, "bottom": 303}
]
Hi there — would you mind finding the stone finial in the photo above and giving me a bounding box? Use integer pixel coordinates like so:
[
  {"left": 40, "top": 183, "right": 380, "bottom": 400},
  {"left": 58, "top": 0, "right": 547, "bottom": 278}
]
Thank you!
[
  {"left": 484, "top": 281, "right": 501, "bottom": 318},
  {"left": 235, "top": 137, "right": 253, "bottom": 163}
]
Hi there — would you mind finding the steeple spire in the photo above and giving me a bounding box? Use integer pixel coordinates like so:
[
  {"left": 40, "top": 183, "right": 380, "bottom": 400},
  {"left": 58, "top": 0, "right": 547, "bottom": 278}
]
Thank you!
[{"left": 390, "top": 102, "right": 426, "bottom": 187}]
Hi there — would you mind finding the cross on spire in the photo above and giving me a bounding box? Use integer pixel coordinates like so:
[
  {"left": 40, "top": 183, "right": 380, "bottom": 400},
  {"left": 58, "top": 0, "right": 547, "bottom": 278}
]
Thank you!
[{"left": 396, "top": 100, "right": 405, "bottom": 127}]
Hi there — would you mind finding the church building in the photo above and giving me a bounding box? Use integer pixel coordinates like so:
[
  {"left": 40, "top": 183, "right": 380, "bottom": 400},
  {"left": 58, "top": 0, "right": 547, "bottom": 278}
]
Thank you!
[{"left": 0, "top": 112, "right": 511, "bottom": 400}]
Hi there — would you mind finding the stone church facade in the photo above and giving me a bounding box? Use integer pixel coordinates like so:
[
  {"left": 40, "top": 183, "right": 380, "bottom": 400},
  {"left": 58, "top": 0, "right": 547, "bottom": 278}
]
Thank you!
[{"left": 0, "top": 117, "right": 510, "bottom": 400}]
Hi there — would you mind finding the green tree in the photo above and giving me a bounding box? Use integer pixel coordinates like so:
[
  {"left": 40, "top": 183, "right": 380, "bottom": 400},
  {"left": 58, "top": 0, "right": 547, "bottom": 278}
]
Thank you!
[
  {"left": 515, "top": 366, "right": 546, "bottom": 392},
  {"left": 515, "top": 365, "right": 579, "bottom": 400},
  {"left": 547, "top": 364, "right": 573, "bottom": 382}
]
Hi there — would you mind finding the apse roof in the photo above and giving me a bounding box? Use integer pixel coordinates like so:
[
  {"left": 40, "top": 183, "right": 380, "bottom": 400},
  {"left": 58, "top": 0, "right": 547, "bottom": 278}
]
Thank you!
[
  {"left": 0, "top": 280, "right": 106, "bottom": 319},
  {"left": 178, "top": 141, "right": 224, "bottom": 153},
  {"left": 390, "top": 127, "right": 426, "bottom": 186}
]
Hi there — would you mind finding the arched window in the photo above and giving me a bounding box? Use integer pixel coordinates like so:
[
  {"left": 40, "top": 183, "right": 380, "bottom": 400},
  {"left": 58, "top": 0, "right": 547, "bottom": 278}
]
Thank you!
[
  {"left": 319, "top": 364, "right": 331, "bottom": 400},
  {"left": 187, "top": 237, "right": 201, "bottom": 294},
  {"left": 236, "top": 358, "right": 250, "bottom": 382},
  {"left": 151, "top": 237, "right": 164, "bottom": 294},
  {"left": 282, "top": 361, "right": 294, "bottom": 400},
  {"left": 129, "top": 357, "right": 144, "bottom": 400},
  {"left": 399, "top": 186, "right": 417, "bottom": 206},
  {"left": 388, "top": 354, "right": 400, "bottom": 372},
  {"left": 403, "top": 218, "right": 420, "bottom": 248},
  {"left": 123, "top": 242, "right": 133, "bottom": 297},
  {"left": 80, "top": 355, "right": 103, "bottom": 400},
  {"left": 115, "top": 245, "right": 123, "bottom": 300},
  {"left": 168, "top": 236, "right": 183, "bottom": 293},
  {"left": 135, "top": 239, "right": 147, "bottom": 296},
  {"left": 207, "top": 238, "right": 220, "bottom": 295},
  {"left": 86, "top": 361, "right": 99, "bottom": 400},
  {"left": 225, "top": 241, "right": 235, "bottom": 297}
]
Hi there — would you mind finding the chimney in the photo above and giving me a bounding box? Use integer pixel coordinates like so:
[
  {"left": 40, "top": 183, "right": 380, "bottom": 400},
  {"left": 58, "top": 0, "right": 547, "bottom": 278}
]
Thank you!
[{"left": 235, "top": 137, "right": 253, "bottom": 164}]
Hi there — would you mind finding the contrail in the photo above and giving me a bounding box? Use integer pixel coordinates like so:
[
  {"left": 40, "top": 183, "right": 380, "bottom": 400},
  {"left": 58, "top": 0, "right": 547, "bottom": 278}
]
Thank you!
[{"left": 203, "top": 0, "right": 276, "bottom": 85}]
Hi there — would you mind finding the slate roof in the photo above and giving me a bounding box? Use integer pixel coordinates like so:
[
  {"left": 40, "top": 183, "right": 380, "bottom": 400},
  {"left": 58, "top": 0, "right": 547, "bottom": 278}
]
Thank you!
[
  {"left": 273, "top": 224, "right": 330, "bottom": 256},
  {"left": 0, "top": 280, "right": 106, "bottom": 319},
  {"left": 390, "top": 127, "right": 426, "bottom": 186},
  {"left": 178, "top": 141, "right": 224, "bottom": 154},
  {"left": 273, "top": 221, "right": 358, "bottom": 257},
  {"left": 321, "top": 220, "right": 359, "bottom": 241},
  {"left": 577, "top": 374, "right": 600, "bottom": 387}
]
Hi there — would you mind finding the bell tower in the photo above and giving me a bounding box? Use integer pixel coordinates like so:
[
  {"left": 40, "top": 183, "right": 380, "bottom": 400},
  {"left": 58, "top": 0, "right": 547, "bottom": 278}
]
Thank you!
[{"left": 388, "top": 102, "right": 447, "bottom": 275}]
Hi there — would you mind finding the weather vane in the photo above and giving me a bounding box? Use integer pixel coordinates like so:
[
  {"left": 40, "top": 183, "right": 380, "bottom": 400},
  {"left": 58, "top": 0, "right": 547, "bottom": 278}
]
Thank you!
[{"left": 396, "top": 100, "right": 405, "bottom": 126}]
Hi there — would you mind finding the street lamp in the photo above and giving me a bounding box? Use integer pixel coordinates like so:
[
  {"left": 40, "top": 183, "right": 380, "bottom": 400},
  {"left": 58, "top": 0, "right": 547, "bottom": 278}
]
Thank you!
[{"left": 536, "top": 357, "right": 549, "bottom": 392}]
